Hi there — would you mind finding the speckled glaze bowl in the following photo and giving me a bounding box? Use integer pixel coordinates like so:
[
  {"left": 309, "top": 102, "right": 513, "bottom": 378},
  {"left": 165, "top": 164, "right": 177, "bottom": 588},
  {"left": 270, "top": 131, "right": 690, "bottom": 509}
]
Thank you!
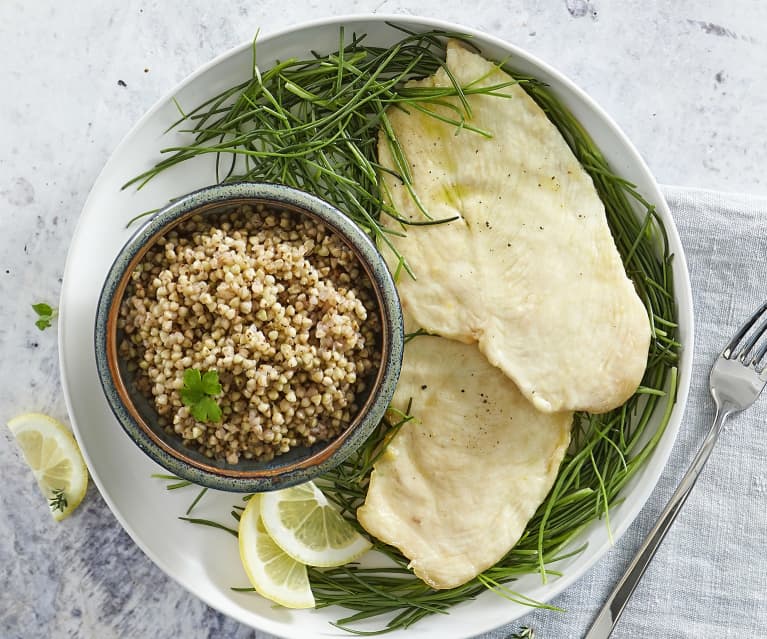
[{"left": 94, "top": 182, "right": 404, "bottom": 492}]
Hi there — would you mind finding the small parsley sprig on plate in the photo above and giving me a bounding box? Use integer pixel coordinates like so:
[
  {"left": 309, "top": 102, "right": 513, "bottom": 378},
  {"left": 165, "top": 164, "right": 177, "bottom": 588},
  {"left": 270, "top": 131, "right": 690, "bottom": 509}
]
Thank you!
[
  {"left": 180, "top": 369, "right": 223, "bottom": 423},
  {"left": 32, "top": 302, "right": 57, "bottom": 331}
]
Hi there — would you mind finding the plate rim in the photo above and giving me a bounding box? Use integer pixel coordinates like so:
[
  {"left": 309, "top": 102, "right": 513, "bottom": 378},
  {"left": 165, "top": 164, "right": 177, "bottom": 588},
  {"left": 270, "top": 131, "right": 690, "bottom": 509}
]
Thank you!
[{"left": 59, "top": 12, "right": 695, "bottom": 638}]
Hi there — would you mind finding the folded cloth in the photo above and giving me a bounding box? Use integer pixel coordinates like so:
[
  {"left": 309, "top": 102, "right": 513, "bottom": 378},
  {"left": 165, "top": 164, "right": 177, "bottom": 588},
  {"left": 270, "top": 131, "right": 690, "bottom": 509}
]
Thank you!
[{"left": 487, "top": 186, "right": 767, "bottom": 639}]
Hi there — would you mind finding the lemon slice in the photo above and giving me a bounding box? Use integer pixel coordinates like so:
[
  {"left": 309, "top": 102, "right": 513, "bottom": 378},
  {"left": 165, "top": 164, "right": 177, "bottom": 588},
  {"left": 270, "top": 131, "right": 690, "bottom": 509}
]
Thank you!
[
  {"left": 7, "top": 412, "right": 88, "bottom": 521},
  {"left": 238, "top": 494, "right": 315, "bottom": 609},
  {"left": 260, "top": 480, "right": 372, "bottom": 567}
]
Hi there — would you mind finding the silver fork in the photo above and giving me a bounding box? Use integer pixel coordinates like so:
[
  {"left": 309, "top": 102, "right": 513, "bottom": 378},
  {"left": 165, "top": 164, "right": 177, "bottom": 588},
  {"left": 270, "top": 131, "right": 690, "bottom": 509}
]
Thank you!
[{"left": 584, "top": 301, "right": 767, "bottom": 639}]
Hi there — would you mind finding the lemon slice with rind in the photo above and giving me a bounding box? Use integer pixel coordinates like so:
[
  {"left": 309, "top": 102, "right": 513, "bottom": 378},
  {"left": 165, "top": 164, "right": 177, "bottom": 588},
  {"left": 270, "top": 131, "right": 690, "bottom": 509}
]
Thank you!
[
  {"left": 260, "top": 480, "right": 372, "bottom": 567},
  {"left": 8, "top": 412, "right": 88, "bottom": 521},
  {"left": 238, "top": 494, "right": 315, "bottom": 609}
]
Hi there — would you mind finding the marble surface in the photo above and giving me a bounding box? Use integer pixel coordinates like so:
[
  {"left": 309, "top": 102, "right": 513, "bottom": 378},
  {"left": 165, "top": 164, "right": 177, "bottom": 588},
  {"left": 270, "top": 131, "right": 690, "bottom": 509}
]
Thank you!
[{"left": 1, "top": 1, "right": 765, "bottom": 638}]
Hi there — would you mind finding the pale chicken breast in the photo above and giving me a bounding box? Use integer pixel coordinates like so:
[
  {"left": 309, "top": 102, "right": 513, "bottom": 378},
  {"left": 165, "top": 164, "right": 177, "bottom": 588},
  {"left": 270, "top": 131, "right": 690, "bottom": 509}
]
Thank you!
[
  {"left": 379, "top": 42, "right": 650, "bottom": 414},
  {"left": 357, "top": 336, "right": 573, "bottom": 590}
]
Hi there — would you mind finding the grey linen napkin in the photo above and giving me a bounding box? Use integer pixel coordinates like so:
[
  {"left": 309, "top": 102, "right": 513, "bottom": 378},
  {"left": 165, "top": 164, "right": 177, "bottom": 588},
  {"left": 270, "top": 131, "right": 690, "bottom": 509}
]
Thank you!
[{"left": 484, "top": 186, "right": 767, "bottom": 639}]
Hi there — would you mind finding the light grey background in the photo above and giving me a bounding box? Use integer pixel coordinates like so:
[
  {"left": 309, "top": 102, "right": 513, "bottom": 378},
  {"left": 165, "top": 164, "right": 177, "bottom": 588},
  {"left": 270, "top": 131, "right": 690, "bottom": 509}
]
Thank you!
[{"left": 1, "top": 1, "right": 766, "bottom": 638}]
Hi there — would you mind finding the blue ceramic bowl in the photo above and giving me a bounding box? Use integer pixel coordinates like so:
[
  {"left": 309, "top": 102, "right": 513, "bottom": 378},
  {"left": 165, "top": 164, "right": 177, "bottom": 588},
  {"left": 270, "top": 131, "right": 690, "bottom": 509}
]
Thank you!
[{"left": 95, "top": 182, "right": 404, "bottom": 492}]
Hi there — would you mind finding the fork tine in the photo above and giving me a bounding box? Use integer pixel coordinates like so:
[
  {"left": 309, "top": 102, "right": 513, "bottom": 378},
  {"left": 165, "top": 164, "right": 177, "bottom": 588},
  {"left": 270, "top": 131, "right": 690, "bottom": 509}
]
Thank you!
[
  {"left": 750, "top": 333, "right": 767, "bottom": 369},
  {"left": 737, "top": 315, "right": 767, "bottom": 365},
  {"left": 723, "top": 299, "right": 767, "bottom": 358}
]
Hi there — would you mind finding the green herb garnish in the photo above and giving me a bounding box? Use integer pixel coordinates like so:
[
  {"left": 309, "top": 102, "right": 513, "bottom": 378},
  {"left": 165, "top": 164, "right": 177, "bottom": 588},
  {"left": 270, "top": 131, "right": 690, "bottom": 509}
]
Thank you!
[
  {"left": 152, "top": 473, "right": 193, "bottom": 490},
  {"left": 32, "top": 302, "right": 57, "bottom": 331},
  {"left": 507, "top": 628, "right": 535, "bottom": 639},
  {"left": 121, "top": 27, "right": 502, "bottom": 269},
  {"left": 178, "top": 516, "right": 239, "bottom": 537},
  {"left": 152, "top": 474, "right": 209, "bottom": 515},
  {"left": 49, "top": 488, "right": 68, "bottom": 513},
  {"left": 180, "top": 369, "right": 223, "bottom": 423},
  {"left": 137, "top": 26, "right": 679, "bottom": 635}
]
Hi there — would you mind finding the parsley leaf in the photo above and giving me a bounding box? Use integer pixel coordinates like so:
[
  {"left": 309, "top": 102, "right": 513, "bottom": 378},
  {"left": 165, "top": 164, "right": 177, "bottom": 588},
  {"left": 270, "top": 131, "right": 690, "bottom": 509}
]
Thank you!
[
  {"left": 191, "top": 396, "right": 222, "bottom": 423},
  {"left": 32, "top": 302, "right": 57, "bottom": 331},
  {"left": 182, "top": 368, "right": 203, "bottom": 395},
  {"left": 201, "top": 370, "right": 222, "bottom": 395},
  {"left": 180, "top": 368, "right": 223, "bottom": 423}
]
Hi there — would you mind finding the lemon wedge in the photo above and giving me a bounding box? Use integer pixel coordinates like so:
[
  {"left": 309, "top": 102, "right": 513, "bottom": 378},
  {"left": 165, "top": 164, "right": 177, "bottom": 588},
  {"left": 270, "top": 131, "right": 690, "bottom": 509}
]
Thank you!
[
  {"left": 7, "top": 412, "right": 88, "bottom": 521},
  {"left": 260, "top": 480, "right": 372, "bottom": 567},
  {"left": 238, "top": 494, "right": 315, "bottom": 609}
]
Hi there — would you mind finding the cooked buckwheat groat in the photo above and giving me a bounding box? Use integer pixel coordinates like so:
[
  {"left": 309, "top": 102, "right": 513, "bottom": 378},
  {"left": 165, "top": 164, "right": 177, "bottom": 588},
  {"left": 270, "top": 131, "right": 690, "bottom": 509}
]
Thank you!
[{"left": 118, "top": 204, "right": 381, "bottom": 464}]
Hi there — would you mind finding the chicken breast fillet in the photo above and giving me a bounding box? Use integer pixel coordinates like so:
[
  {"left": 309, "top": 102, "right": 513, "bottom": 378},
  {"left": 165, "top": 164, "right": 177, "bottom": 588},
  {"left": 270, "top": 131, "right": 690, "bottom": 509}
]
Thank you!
[
  {"left": 378, "top": 41, "right": 650, "bottom": 413},
  {"left": 357, "top": 336, "right": 573, "bottom": 589}
]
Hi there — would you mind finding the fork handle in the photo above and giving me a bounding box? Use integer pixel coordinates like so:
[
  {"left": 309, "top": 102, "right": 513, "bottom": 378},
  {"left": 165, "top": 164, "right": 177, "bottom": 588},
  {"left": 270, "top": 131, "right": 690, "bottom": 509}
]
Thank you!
[{"left": 584, "top": 406, "right": 733, "bottom": 639}]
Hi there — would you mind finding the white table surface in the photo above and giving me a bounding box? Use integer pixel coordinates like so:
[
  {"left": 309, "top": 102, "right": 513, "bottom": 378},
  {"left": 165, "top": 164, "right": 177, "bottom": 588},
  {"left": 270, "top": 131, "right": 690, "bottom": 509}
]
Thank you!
[{"left": 1, "top": 2, "right": 765, "bottom": 638}]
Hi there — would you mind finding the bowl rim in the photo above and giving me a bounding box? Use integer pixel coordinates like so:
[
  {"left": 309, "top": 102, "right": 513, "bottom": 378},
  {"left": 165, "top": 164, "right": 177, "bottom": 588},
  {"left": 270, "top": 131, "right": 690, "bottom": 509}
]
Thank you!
[{"left": 94, "top": 181, "right": 404, "bottom": 492}]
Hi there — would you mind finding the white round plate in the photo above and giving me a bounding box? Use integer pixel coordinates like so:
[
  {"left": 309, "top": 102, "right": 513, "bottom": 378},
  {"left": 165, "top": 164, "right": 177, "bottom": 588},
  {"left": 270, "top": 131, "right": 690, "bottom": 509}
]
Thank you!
[{"left": 59, "top": 14, "right": 694, "bottom": 639}]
